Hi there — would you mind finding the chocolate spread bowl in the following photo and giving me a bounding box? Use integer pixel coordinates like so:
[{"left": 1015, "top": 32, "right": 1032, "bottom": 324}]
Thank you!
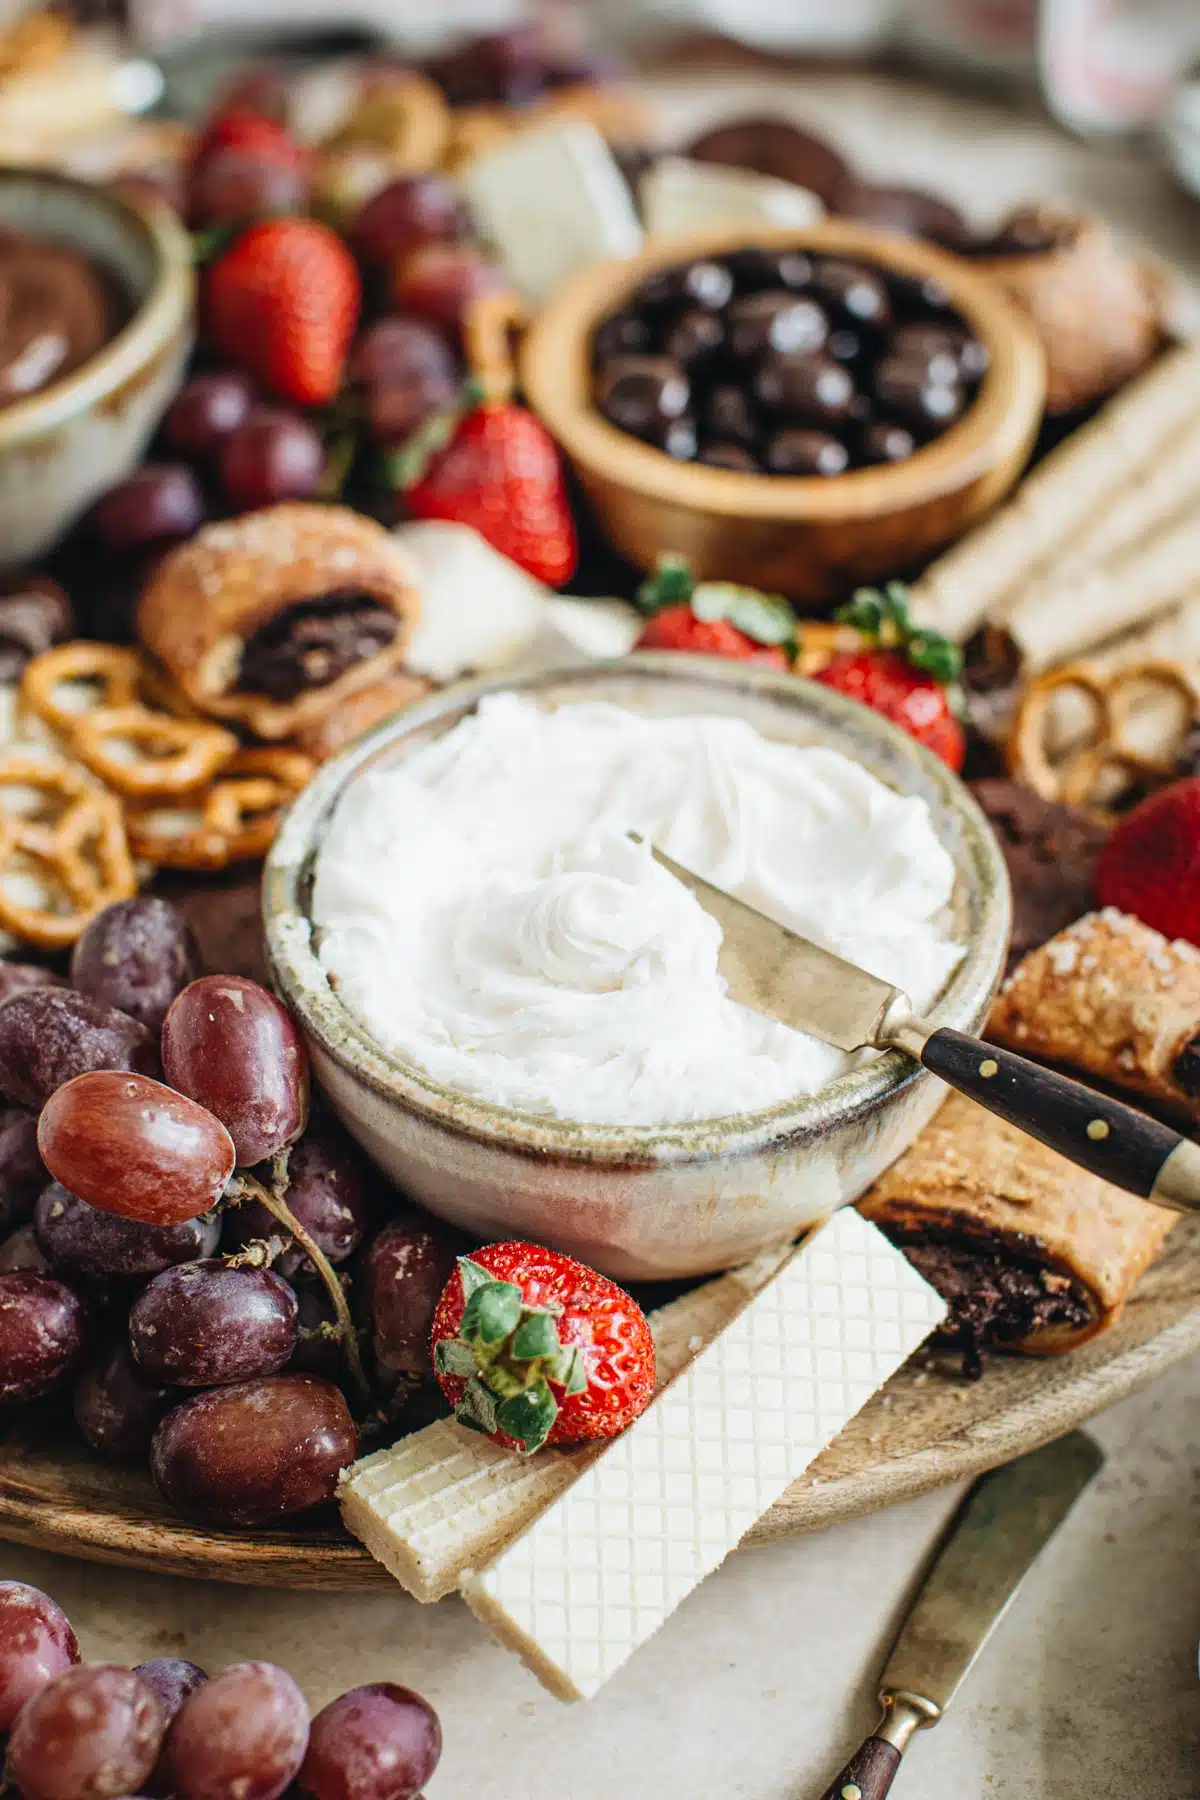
[
  {"left": 0, "top": 169, "right": 193, "bottom": 568},
  {"left": 264, "top": 658, "right": 1010, "bottom": 1281}
]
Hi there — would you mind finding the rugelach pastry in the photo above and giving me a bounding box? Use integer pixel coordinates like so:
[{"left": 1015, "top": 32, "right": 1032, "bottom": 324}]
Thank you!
[
  {"left": 989, "top": 908, "right": 1200, "bottom": 1123},
  {"left": 860, "top": 1089, "right": 1176, "bottom": 1371},
  {"left": 136, "top": 504, "right": 422, "bottom": 741}
]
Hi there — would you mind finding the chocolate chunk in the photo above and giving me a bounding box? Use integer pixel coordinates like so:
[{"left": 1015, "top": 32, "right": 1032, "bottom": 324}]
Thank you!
[
  {"left": 239, "top": 592, "right": 399, "bottom": 702},
  {"left": 663, "top": 308, "right": 725, "bottom": 367},
  {"left": 596, "top": 354, "right": 690, "bottom": 438},
  {"left": 698, "top": 442, "right": 759, "bottom": 473},
  {"left": 0, "top": 576, "right": 74, "bottom": 679},
  {"left": 810, "top": 258, "right": 892, "bottom": 330},
  {"left": 892, "top": 1231, "right": 1092, "bottom": 1378},
  {"left": 860, "top": 420, "right": 916, "bottom": 465},
  {"left": 753, "top": 351, "right": 855, "bottom": 423},
  {"left": 685, "top": 119, "right": 852, "bottom": 209},
  {"left": 702, "top": 382, "right": 759, "bottom": 447},
  {"left": 763, "top": 428, "right": 848, "bottom": 476},
  {"left": 969, "top": 778, "right": 1111, "bottom": 971},
  {"left": 726, "top": 292, "right": 828, "bottom": 361},
  {"left": 724, "top": 248, "right": 814, "bottom": 293}
]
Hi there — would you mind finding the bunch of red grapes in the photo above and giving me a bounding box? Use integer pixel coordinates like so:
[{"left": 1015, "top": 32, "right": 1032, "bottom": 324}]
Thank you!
[
  {"left": 0, "top": 896, "right": 460, "bottom": 1531},
  {"left": 0, "top": 1580, "right": 442, "bottom": 1800},
  {"left": 86, "top": 167, "right": 507, "bottom": 559}
]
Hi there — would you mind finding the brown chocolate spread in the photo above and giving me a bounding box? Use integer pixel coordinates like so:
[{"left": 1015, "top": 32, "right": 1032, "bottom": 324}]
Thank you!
[
  {"left": 0, "top": 230, "right": 122, "bottom": 408},
  {"left": 883, "top": 1230, "right": 1092, "bottom": 1379},
  {"left": 238, "top": 592, "right": 398, "bottom": 702}
]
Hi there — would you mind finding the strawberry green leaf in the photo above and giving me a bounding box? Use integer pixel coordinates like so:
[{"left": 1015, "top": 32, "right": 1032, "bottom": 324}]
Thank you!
[
  {"left": 496, "top": 1380, "right": 559, "bottom": 1453},
  {"left": 511, "top": 1310, "right": 560, "bottom": 1361},
  {"left": 456, "top": 1256, "right": 493, "bottom": 1300},
  {"left": 461, "top": 1279, "right": 524, "bottom": 1345},
  {"left": 636, "top": 554, "right": 694, "bottom": 617},
  {"left": 434, "top": 1338, "right": 479, "bottom": 1379},
  {"left": 836, "top": 583, "right": 962, "bottom": 684},
  {"left": 556, "top": 1346, "right": 588, "bottom": 1395},
  {"left": 691, "top": 581, "right": 796, "bottom": 650},
  {"left": 457, "top": 1376, "right": 499, "bottom": 1436}
]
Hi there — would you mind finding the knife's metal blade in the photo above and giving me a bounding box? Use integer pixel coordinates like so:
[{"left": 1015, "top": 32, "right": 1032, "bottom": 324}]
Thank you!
[
  {"left": 642, "top": 840, "right": 905, "bottom": 1052},
  {"left": 881, "top": 1432, "right": 1104, "bottom": 1714}
]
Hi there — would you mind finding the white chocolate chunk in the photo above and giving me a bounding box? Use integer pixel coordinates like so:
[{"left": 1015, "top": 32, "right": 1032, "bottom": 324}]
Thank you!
[
  {"left": 640, "top": 156, "right": 823, "bottom": 238},
  {"left": 461, "top": 118, "right": 643, "bottom": 306},
  {"left": 397, "top": 520, "right": 551, "bottom": 683},
  {"left": 338, "top": 1244, "right": 794, "bottom": 1603},
  {"left": 460, "top": 1210, "right": 946, "bottom": 1701}
]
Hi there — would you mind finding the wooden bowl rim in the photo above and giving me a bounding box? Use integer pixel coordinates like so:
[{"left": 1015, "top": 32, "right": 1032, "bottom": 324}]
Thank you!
[{"left": 521, "top": 218, "right": 1047, "bottom": 524}]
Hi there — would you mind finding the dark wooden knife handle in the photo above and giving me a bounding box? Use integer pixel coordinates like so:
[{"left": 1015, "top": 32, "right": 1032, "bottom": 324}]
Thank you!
[
  {"left": 816, "top": 1735, "right": 902, "bottom": 1800},
  {"left": 919, "top": 1029, "right": 1186, "bottom": 1200}
]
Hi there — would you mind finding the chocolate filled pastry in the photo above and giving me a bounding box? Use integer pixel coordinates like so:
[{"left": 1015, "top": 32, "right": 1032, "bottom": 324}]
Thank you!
[
  {"left": 684, "top": 118, "right": 851, "bottom": 208},
  {"left": 136, "top": 504, "right": 421, "bottom": 741},
  {"left": 989, "top": 908, "right": 1200, "bottom": 1123},
  {"left": 290, "top": 669, "right": 433, "bottom": 762},
  {"left": 860, "top": 1090, "right": 1176, "bottom": 1374},
  {"left": 970, "top": 204, "right": 1162, "bottom": 414}
]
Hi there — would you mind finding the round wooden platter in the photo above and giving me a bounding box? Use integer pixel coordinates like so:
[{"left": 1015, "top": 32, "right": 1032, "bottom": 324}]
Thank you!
[{"left": 2, "top": 1217, "right": 1197, "bottom": 1591}]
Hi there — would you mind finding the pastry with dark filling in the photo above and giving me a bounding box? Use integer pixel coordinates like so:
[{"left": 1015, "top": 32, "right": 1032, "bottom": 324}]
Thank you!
[
  {"left": 136, "top": 503, "right": 421, "bottom": 740},
  {"left": 989, "top": 907, "right": 1200, "bottom": 1123},
  {"left": 859, "top": 1089, "right": 1175, "bottom": 1375}
]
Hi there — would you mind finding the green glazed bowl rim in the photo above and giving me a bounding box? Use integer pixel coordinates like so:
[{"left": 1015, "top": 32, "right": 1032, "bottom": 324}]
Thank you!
[{"left": 264, "top": 655, "right": 1011, "bottom": 1169}]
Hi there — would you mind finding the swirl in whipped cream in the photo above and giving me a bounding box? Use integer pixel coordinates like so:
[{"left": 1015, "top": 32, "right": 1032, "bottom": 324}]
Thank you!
[{"left": 312, "top": 694, "right": 963, "bottom": 1126}]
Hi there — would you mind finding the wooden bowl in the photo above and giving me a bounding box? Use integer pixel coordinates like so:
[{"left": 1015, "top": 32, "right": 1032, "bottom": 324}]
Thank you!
[{"left": 521, "top": 220, "right": 1047, "bottom": 603}]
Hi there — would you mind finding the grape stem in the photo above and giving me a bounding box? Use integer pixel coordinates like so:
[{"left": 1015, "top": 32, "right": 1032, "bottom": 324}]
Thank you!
[{"left": 226, "top": 1170, "right": 371, "bottom": 1407}]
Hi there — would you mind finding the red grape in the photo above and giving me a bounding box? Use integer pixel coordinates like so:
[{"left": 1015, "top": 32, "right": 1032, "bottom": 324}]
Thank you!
[
  {"left": 73, "top": 1340, "right": 175, "bottom": 1462},
  {"left": 162, "top": 1662, "right": 308, "bottom": 1800},
  {"left": 7, "top": 1665, "right": 165, "bottom": 1800},
  {"left": 0, "top": 1273, "right": 89, "bottom": 1404},
  {"left": 189, "top": 148, "right": 308, "bottom": 230},
  {"left": 162, "top": 977, "right": 309, "bottom": 1167},
  {"left": 219, "top": 409, "right": 325, "bottom": 510},
  {"left": 390, "top": 243, "right": 506, "bottom": 335},
  {"left": 0, "top": 1104, "right": 47, "bottom": 1229},
  {"left": 352, "top": 317, "right": 458, "bottom": 445},
  {"left": 164, "top": 372, "right": 255, "bottom": 464},
  {"left": 0, "top": 1582, "right": 80, "bottom": 1732},
  {"left": 130, "top": 1260, "right": 298, "bottom": 1386},
  {"left": 35, "top": 1181, "right": 221, "bottom": 1278},
  {"left": 38, "top": 1071, "right": 236, "bottom": 1225},
  {"left": 298, "top": 1684, "right": 442, "bottom": 1800},
  {"left": 363, "top": 1214, "right": 459, "bottom": 1381},
  {"left": 0, "top": 1223, "right": 51, "bottom": 1273},
  {"left": 350, "top": 176, "right": 461, "bottom": 268},
  {"left": 0, "top": 987, "right": 159, "bottom": 1110},
  {"left": 135, "top": 1657, "right": 208, "bottom": 1721},
  {"left": 92, "top": 465, "right": 205, "bottom": 554},
  {"left": 288, "top": 1279, "right": 344, "bottom": 1377},
  {"left": 150, "top": 1374, "right": 358, "bottom": 1526},
  {"left": 231, "top": 1119, "right": 369, "bottom": 1278},
  {"left": 0, "top": 962, "right": 64, "bottom": 1006},
  {"left": 71, "top": 898, "right": 201, "bottom": 1034}
]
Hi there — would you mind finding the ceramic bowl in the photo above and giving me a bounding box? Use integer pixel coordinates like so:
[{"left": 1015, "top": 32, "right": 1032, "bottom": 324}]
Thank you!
[
  {"left": 264, "top": 657, "right": 1010, "bottom": 1281},
  {"left": 0, "top": 168, "right": 193, "bottom": 569},
  {"left": 521, "top": 220, "right": 1046, "bottom": 604}
]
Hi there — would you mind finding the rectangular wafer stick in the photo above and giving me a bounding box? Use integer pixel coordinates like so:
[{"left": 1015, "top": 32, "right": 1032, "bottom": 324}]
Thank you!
[
  {"left": 460, "top": 1209, "right": 946, "bottom": 1701},
  {"left": 910, "top": 342, "right": 1200, "bottom": 642},
  {"left": 339, "top": 1243, "right": 794, "bottom": 1603}
]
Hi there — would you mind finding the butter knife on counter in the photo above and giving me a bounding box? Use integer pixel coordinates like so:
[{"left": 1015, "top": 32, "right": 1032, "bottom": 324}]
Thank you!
[
  {"left": 637, "top": 839, "right": 1200, "bottom": 1214},
  {"left": 817, "top": 1431, "right": 1104, "bottom": 1800}
]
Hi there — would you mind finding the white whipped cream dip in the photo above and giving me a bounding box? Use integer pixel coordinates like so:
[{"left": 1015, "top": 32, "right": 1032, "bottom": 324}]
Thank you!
[{"left": 312, "top": 694, "right": 963, "bottom": 1127}]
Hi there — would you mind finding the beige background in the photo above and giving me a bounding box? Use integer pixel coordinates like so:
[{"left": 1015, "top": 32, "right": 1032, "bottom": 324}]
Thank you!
[{"left": 3, "top": 63, "right": 1200, "bottom": 1800}]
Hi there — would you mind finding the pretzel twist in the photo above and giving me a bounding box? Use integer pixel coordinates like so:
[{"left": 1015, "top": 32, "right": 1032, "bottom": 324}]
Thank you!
[
  {"left": 0, "top": 755, "right": 136, "bottom": 950},
  {"left": 125, "top": 748, "right": 316, "bottom": 872},
  {"left": 1009, "top": 657, "right": 1200, "bottom": 815}
]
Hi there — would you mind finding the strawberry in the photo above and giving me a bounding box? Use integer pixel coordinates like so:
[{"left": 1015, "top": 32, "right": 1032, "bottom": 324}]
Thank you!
[
  {"left": 1096, "top": 778, "right": 1200, "bottom": 945},
  {"left": 814, "top": 583, "right": 965, "bottom": 771},
  {"left": 638, "top": 603, "right": 790, "bottom": 668},
  {"left": 430, "top": 1242, "right": 656, "bottom": 1454},
  {"left": 633, "top": 555, "right": 798, "bottom": 668},
  {"left": 401, "top": 400, "right": 577, "bottom": 585},
  {"left": 204, "top": 219, "right": 360, "bottom": 408}
]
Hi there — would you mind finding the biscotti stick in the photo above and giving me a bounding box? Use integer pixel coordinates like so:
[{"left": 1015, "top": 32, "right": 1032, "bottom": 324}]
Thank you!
[
  {"left": 860, "top": 1091, "right": 1175, "bottom": 1365},
  {"left": 339, "top": 1242, "right": 795, "bottom": 1603},
  {"left": 1004, "top": 513, "right": 1200, "bottom": 672},
  {"left": 989, "top": 908, "right": 1200, "bottom": 1123},
  {"left": 910, "top": 342, "right": 1200, "bottom": 642},
  {"left": 1052, "top": 412, "right": 1200, "bottom": 578},
  {"left": 460, "top": 1210, "right": 945, "bottom": 1702}
]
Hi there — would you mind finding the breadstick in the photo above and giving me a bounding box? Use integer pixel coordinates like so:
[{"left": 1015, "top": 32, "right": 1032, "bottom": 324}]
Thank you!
[
  {"left": 910, "top": 341, "right": 1200, "bottom": 641},
  {"left": 1004, "top": 511, "right": 1200, "bottom": 672}
]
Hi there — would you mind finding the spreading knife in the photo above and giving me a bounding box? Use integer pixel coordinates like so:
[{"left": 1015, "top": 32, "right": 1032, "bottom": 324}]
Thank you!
[
  {"left": 637, "top": 839, "right": 1200, "bottom": 1214},
  {"left": 816, "top": 1431, "right": 1104, "bottom": 1800}
]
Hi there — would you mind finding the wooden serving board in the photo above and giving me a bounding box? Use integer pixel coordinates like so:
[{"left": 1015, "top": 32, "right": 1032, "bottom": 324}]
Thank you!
[{"left": 2, "top": 1216, "right": 1197, "bottom": 1590}]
